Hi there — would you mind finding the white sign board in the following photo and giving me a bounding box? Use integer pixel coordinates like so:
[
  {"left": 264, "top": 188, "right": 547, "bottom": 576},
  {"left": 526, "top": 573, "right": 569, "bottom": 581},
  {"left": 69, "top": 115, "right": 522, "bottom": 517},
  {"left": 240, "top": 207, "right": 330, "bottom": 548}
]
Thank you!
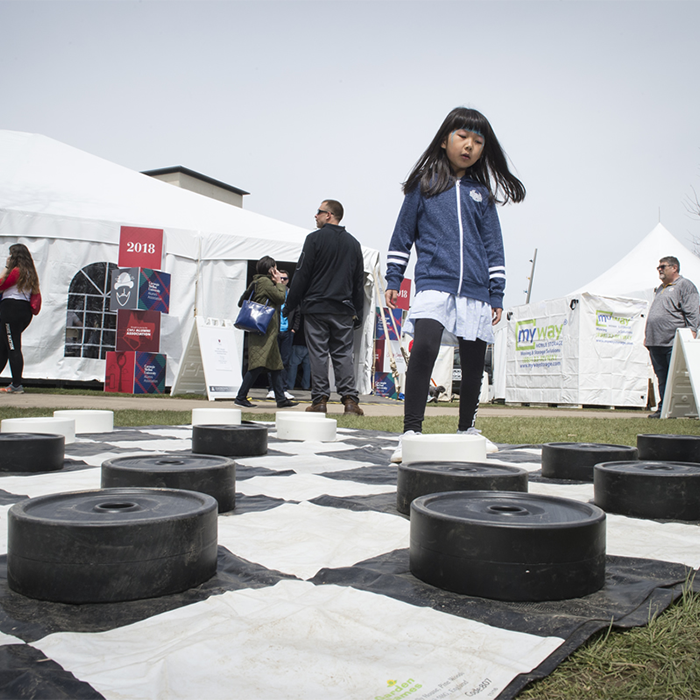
[
  {"left": 661, "top": 328, "right": 700, "bottom": 419},
  {"left": 170, "top": 317, "right": 240, "bottom": 400}
]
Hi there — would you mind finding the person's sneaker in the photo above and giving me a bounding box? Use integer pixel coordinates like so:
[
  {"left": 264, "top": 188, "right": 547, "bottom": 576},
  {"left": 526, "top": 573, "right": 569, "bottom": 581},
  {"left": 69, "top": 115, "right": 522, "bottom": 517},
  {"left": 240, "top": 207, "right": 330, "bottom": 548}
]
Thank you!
[
  {"left": 0, "top": 385, "right": 24, "bottom": 394},
  {"left": 458, "top": 427, "right": 498, "bottom": 453},
  {"left": 276, "top": 399, "right": 299, "bottom": 408},
  {"left": 234, "top": 398, "right": 256, "bottom": 408},
  {"left": 390, "top": 430, "right": 420, "bottom": 464},
  {"left": 648, "top": 410, "right": 662, "bottom": 419},
  {"left": 284, "top": 391, "right": 295, "bottom": 400},
  {"left": 265, "top": 390, "right": 275, "bottom": 399}
]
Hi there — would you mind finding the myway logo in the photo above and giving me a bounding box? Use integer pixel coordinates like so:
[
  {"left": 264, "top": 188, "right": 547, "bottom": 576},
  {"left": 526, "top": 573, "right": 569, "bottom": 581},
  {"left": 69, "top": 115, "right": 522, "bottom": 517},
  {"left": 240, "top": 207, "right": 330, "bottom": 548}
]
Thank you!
[
  {"left": 596, "top": 311, "right": 631, "bottom": 327},
  {"left": 515, "top": 319, "right": 564, "bottom": 350}
]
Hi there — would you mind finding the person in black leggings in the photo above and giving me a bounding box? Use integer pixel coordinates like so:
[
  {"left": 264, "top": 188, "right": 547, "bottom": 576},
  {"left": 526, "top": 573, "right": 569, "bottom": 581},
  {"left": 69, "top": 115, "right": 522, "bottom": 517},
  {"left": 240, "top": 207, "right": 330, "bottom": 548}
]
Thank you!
[
  {"left": 403, "top": 318, "right": 486, "bottom": 434},
  {"left": 0, "top": 244, "right": 40, "bottom": 394}
]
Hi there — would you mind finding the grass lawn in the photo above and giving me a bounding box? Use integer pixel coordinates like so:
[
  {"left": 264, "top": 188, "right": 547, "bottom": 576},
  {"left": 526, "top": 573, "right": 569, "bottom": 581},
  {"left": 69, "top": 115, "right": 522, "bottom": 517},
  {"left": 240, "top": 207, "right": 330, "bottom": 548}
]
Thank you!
[{"left": 0, "top": 401, "right": 698, "bottom": 698}]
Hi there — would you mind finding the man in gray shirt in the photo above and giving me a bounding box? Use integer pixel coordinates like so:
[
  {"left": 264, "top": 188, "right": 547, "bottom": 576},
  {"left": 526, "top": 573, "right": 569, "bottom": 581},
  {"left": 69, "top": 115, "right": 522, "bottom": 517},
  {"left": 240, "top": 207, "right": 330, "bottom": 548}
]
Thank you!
[{"left": 644, "top": 256, "right": 700, "bottom": 417}]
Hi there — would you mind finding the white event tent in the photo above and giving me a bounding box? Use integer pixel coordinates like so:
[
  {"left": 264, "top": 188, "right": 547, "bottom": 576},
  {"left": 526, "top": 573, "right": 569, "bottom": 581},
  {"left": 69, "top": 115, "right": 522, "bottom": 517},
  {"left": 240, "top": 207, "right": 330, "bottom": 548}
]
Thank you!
[
  {"left": 0, "top": 131, "right": 380, "bottom": 393},
  {"left": 494, "top": 224, "right": 700, "bottom": 407}
]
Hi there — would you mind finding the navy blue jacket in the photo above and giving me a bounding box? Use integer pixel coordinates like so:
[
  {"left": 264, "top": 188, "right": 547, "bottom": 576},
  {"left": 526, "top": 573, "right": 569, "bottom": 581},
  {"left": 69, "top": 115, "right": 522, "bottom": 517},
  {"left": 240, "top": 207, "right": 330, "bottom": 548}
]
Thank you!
[{"left": 385, "top": 177, "right": 505, "bottom": 308}]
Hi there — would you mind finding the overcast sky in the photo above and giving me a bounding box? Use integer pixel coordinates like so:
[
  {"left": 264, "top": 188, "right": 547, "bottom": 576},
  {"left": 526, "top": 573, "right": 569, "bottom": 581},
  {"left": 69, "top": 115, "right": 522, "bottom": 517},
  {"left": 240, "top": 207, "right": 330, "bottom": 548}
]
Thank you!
[{"left": 2, "top": 0, "right": 699, "bottom": 309}]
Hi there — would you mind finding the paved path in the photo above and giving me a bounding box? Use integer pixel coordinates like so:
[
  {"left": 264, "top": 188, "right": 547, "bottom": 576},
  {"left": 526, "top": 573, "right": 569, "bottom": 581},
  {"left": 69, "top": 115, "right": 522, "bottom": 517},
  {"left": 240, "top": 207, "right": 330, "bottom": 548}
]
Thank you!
[{"left": 2, "top": 389, "right": 651, "bottom": 419}]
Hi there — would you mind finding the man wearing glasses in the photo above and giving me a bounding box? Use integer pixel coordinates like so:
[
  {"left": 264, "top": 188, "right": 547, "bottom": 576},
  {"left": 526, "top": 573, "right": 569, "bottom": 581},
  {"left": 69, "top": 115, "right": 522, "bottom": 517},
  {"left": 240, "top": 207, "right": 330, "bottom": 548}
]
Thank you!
[
  {"left": 284, "top": 200, "right": 365, "bottom": 415},
  {"left": 644, "top": 256, "right": 700, "bottom": 418}
]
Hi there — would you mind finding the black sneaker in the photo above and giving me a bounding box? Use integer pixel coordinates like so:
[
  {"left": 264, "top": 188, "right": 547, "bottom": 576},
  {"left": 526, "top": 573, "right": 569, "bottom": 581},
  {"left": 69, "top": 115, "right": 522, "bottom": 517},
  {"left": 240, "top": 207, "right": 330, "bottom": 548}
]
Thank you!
[
  {"left": 276, "top": 399, "right": 299, "bottom": 408},
  {"left": 234, "top": 398, "right": 256, "bottom": 408}
]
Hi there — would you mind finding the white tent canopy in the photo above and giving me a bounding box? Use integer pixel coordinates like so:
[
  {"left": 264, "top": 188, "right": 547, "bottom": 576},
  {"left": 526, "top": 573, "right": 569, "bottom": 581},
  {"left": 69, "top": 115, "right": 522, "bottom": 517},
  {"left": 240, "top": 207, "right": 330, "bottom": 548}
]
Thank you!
[
  {"left": 571, "top": 223, "right": 700, "bottom": 301},
  {"left": 0, "top": 130, "right": 380, "bottom": 392}
]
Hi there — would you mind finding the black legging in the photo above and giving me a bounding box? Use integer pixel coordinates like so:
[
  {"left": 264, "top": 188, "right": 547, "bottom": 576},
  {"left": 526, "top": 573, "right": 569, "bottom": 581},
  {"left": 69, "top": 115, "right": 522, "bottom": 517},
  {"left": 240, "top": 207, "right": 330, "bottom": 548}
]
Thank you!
[
  {"left": 404, "top": 318, "right": 487, "bottom": 433},
  {"left": 0, "top": 299, "right": 33, "bottom": 387}
]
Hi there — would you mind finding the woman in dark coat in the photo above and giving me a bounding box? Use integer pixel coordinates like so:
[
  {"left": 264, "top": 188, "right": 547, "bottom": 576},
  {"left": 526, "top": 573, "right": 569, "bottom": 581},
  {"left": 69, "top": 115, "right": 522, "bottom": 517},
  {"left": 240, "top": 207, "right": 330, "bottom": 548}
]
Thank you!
[{"left": 235, "top": 256, "right": 298, "bottom": 408}]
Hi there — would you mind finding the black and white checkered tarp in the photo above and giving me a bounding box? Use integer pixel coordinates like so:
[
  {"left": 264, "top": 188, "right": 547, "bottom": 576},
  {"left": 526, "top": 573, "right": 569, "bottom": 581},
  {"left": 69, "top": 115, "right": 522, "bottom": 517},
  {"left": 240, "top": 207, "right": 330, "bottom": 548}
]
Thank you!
[{"left": 0, "top": 425, "right": 697, "bottom": 700}]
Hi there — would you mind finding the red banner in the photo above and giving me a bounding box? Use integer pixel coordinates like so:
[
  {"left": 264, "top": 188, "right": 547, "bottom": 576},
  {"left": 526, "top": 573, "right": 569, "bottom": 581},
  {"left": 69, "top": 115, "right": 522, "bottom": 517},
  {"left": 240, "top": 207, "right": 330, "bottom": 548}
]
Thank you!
[
  {"left": 104, "top": 351, "right": 136, "bottom": 393},
  {"left": 116, "top": 310, "right": 161, "bottom": 353},
  {"left": 118, "top": 227, "right": 164, "bottom": 269},
  {"left": 396, "top": 278, "right": 412, "bottom": 311}
]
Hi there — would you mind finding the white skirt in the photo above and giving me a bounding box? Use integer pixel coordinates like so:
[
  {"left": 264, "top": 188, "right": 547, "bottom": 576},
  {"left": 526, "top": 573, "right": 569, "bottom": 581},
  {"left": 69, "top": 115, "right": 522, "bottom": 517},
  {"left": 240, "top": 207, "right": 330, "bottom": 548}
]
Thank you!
[{"left": 404, "top": 290, "right": 495, "bottom": 345}]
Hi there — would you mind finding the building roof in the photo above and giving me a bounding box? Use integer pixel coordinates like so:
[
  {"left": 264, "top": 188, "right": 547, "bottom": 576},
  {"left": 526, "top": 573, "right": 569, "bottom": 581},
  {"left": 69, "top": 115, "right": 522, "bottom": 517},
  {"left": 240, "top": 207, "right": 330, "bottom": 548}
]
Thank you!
[{"left": 141, "top": 165, "right": 249, "bottom": 196}]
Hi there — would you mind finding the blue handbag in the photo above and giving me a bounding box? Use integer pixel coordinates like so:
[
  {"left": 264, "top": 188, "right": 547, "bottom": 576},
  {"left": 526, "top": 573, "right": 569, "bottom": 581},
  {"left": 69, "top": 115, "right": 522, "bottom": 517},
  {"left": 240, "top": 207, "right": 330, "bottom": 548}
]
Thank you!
[{"left": 234, "top": 285, "right": 275, "bottom": 335}]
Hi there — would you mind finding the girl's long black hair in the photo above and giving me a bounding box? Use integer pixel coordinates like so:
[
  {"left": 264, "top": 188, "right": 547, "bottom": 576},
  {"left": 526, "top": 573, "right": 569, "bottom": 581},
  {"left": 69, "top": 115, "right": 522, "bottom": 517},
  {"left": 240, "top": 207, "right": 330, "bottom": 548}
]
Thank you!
[{"left": 403, "top": 107, "right": 526, "bottom": 204}]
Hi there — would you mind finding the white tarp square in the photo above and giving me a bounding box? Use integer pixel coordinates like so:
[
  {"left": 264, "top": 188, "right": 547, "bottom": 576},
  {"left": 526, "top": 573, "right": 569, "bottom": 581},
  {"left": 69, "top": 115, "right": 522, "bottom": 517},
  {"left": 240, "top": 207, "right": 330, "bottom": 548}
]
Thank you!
[
  {"left": 30, "top": 580, "right": 564, "bottom": 700},
  {"left": 217, "top": 501, "right": 409, "bottom": 580}
]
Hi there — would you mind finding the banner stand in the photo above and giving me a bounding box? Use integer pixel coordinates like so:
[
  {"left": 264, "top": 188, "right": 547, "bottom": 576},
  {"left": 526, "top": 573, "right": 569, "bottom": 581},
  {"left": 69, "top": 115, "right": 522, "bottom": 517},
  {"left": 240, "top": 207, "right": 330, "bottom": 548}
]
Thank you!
[
  {"left": 660, "top": 328, "right": 700, "bottom": 419},
  {"left": 171, "top": 317, "right": 240, "bottom": 401}
]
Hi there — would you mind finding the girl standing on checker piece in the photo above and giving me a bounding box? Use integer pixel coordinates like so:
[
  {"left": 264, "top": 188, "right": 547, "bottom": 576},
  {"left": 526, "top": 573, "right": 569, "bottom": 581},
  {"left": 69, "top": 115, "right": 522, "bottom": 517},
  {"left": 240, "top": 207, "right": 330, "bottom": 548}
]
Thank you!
[{"left": 385, "top": 107, "right": 525, "bottom": 463}]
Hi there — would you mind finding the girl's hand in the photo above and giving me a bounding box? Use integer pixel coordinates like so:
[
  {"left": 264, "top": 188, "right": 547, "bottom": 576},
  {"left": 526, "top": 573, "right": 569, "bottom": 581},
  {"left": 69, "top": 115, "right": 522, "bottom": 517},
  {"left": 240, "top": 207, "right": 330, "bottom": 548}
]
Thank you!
[
  {"left": 270, "top": 267, "right": 282, "bottom": 284},
  {"left": 492, "top": 308, "right": 502, "bottom": 325},
  {"left": 385, "top": 289, "right": 398, "bottom": 309}
]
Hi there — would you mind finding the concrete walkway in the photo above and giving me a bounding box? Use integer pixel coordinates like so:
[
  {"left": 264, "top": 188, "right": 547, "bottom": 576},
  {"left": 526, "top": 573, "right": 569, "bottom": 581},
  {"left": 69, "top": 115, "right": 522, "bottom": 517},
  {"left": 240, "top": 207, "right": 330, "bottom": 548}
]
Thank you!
[{"left": 2, "top": 388, "right": 651, "bottom": 419}]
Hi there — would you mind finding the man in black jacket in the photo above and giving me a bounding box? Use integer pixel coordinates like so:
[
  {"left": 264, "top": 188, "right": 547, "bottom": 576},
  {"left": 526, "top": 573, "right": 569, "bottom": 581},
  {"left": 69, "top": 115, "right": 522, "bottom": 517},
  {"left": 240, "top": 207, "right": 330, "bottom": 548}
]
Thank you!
[{"left": 284, "top": 200, "right": 365, "bottom": 415}]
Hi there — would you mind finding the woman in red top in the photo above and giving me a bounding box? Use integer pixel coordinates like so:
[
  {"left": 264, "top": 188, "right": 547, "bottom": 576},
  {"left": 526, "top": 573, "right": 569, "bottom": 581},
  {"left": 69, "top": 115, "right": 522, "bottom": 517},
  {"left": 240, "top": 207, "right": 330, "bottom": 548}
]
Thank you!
[{"left": 0, "top": 244, "right": 40, "bottom": 394}]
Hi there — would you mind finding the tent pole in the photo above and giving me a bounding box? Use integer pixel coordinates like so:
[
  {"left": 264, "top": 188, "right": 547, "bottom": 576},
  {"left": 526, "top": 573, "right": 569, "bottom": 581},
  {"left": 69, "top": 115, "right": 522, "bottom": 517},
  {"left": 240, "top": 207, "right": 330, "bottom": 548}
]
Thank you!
[
  {"left": 194, "top": 237, "right": 201, "bottom": 317},
  {"left": 526, "top": 248, "right": 538, "bottom": 304}
]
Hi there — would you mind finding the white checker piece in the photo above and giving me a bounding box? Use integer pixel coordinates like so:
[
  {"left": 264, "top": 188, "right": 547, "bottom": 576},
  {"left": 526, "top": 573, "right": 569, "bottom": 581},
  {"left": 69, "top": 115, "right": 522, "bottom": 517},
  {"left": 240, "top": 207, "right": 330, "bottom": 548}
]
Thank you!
[{"left": 31, "top": 580, "right": 564, "bottom": 700}]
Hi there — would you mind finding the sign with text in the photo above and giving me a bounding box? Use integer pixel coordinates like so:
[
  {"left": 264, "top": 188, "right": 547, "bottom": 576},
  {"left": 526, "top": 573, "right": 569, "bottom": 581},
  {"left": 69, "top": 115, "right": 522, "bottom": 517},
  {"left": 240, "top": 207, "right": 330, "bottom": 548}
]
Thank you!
[
  {"left": 104, "top": 351, "right": 166, "bottom": 394},
  {"left": 197, "top": 318, "right": 240, "bottom": 399},
  {"left": 514, "top": 315, "right": 566, "bottom": 371},
  {"left": 116, "top": 309, "right": 161, "bottom": 353},
  {"left": 104, "top": 351, "right": 136, "bottom": 393},
  {"left": 118, "top": 226, "right": 164, "bottom": 269},
  {"left": 375, "top": 308, "right": 403, "bottom": 341},
  {"left": 396, "top": 278, "right": 412, "bottom": 311},
  {"left": 170, "top": 317, "right": 241, "bottom": 400},
  {"left": 134, "top": 352, "right": 167, "bottom": 394},
  {"left": 110, "top": 267, "right": 171, "bottom": 314},
  {"left": 374, "top": 337, "right": 385, "bottom": 371},
  {"left": 374, "top": 371, "right": 398, "bottom": 399}
]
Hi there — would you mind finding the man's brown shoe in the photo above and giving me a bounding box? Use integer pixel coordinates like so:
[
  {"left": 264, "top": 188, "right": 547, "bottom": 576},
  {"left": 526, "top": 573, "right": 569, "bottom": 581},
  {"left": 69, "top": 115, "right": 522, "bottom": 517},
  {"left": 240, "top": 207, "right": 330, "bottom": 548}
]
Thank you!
[
  {"left": 306, "top": 397, "right": 328, "bottom": 413},
  {"left": 342, "top": 397, "right": 364, "bottom": 415}
]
